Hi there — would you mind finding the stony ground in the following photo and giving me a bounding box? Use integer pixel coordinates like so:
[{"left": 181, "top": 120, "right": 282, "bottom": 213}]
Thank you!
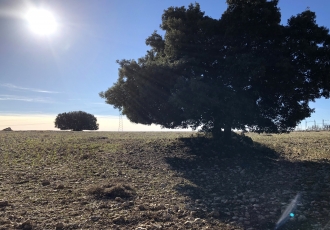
[{"left": 1, "top": 131, "right": 330, "bottom": 229}]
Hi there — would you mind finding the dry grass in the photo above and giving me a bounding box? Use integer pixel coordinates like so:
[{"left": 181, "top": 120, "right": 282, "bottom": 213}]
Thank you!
[
  {"left": 0, "top": 130, "right": 330, "bottom": 229},
  {"left": 87, "top": 182, "right": 136, "bottom": 199}
]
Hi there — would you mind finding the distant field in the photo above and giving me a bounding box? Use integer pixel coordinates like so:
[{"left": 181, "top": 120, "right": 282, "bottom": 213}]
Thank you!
[
  {"left": 247, "top": 131, "right": 330, "bottom": 162},
  {"left": 1, "top": 131, "right": 330, "bottom": 229}
]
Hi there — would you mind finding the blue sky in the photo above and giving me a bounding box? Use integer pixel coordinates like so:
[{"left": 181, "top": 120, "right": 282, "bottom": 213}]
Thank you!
[{"left": 0, "top": 0, "right": 329, "bottom": 131}]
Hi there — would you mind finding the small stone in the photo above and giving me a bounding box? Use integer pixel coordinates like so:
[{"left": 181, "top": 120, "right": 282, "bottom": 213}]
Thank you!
[
  {"left": 173, "top": 206, "right": 179, "bottom": 212},
  {"left": 138, "top": 205, "right": 147, "bottom": 211},
  {"left": 184, "top": 221, "right": 192, "bottom": 226},
  {"left": 122, "top": 202, "right": 129, "bottom": 207},
  {"left": 163, "top": 214, "right": 171, "bottom": 221},
  {"left": 99, "top": 204, "right": 108, "bottom": 209},
  {"left": 167, "top": 208, "right": 174, "bottom": 214},
  {"left": 151, "top": 224, "right": 162, "bottom": 229},
  {"left": 236, "top": 199, "right": 243, "bottom": 204},
  {"left": 41, "top": 180, "right": 50, "bottom": 186},
  {"left": 0, "top": 218, "right": 10, "bottom": 225},
  {"left": 56, "top": 184, "right": 64, "bottom": 189},
  {"left": 194, "top": 218, "right": 202, "bottom": 224},
  {"left": 209, "top": 210, "right": 220, "bottom": 218},
  {"left": 19, "top": 220, "right": 33, "bottom": 230},
  {"left": 0, "top": 200, "right": 9, "bottom": 207},
  {"left": 185, "top": 204, "right": 195, "bottom": 211},
  {"left": 298, "top": 215, "right": 307, "bottom": 221},
  {"left": 55, "top": 222, "right": 65, "bottom": 230},
  {"left": 258, "top": 215, "right": 265, "bottom": 220},
  {"left": 113, "top": 216, "right": 125, "bottom": 224},
  {"left": 91, "top": 216, "right": 100, "bottom": 222},
  {"left": 115, "top": 197, "right": 123, "bottom": 202},
  {"left": 190, "top": 211, "right": 197, "bottom": 216}
]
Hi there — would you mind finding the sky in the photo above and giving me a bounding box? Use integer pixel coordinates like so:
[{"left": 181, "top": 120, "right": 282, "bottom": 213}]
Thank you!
[{"left": 0, "top": 0, "right": 329, "bottom": 131}]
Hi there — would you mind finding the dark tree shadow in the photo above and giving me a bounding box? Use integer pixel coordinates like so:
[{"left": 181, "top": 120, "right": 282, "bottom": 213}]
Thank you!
[{"left": 165, "top": 133, "right": 330, "bottom": 229}]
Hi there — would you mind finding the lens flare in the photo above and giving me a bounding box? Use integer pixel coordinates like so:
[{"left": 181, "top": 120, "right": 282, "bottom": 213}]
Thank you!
[{"left": 274, "top": 193, "right": 301, "bottom": 230}]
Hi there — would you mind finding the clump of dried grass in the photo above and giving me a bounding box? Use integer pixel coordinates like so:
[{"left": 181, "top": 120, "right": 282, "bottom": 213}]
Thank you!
[{"left": 87, "top": 182, "right": 136, "bottom": 199}]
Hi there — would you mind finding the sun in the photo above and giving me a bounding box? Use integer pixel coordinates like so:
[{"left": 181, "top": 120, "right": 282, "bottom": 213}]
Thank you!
[{"left": 25, "top": 8, "right": 58, "bottom": 36}]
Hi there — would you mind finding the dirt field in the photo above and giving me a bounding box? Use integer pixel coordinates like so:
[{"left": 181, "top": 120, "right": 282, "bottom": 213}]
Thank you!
[{"left": 1, "top": 131, "right": 330, "bottom": 229}]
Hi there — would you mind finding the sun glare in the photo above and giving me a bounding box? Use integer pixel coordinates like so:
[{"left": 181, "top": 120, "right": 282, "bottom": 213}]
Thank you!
[{"left": 25, "top": 8, "right": 57, "bottom": 36}]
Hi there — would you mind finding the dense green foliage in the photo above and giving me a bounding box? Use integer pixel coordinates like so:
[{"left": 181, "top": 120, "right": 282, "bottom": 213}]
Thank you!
[
  {"left": 100, "top": 0, "right": 330, "bottom": 139},
  {"left": 55, "top": 111, "right": 99, "bottom": 131}
]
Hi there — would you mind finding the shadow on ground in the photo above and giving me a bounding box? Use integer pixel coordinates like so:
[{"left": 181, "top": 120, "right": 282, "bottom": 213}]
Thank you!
[{"left": 165, "top": 133, "right": 330, "bottom": 230}]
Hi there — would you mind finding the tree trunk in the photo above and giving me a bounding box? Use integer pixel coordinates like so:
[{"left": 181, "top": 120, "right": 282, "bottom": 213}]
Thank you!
[
  {"left": 212, "top": 119, "right": 222, "bottom": 139},
  {"left": 223, "top": 123, "right": 232, "bottom": 142}
]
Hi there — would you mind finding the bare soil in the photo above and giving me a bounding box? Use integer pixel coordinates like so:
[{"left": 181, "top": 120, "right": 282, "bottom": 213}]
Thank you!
[{"left": 1, "top": 131, "right": 330, "bottom": 229}]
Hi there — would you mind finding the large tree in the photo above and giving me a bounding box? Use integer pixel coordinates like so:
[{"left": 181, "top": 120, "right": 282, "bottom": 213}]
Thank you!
[
  {"left": 100, "top": 1, "right": 330, "bottom": 140},
  {"left": 55, "top": 111, "right": 99, "bottom": 131}
]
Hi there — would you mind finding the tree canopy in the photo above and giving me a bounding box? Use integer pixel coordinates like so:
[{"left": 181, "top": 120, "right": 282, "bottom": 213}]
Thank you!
[
  {"left": 100, "top": 1, "right": 330, "bottom": 139},
  {"left": 55, "top": 111, "right": 99, "bottom": 131}
]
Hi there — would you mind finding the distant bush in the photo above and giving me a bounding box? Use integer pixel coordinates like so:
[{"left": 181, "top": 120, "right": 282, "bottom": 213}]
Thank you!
[{"left": 55, "top": 111, "right": 99, "bottom": 131}]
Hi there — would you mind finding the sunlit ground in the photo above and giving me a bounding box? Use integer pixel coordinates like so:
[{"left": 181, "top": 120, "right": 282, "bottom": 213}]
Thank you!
[{"left": 1, "top": 131, "right": 330, "bottom": 229}]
